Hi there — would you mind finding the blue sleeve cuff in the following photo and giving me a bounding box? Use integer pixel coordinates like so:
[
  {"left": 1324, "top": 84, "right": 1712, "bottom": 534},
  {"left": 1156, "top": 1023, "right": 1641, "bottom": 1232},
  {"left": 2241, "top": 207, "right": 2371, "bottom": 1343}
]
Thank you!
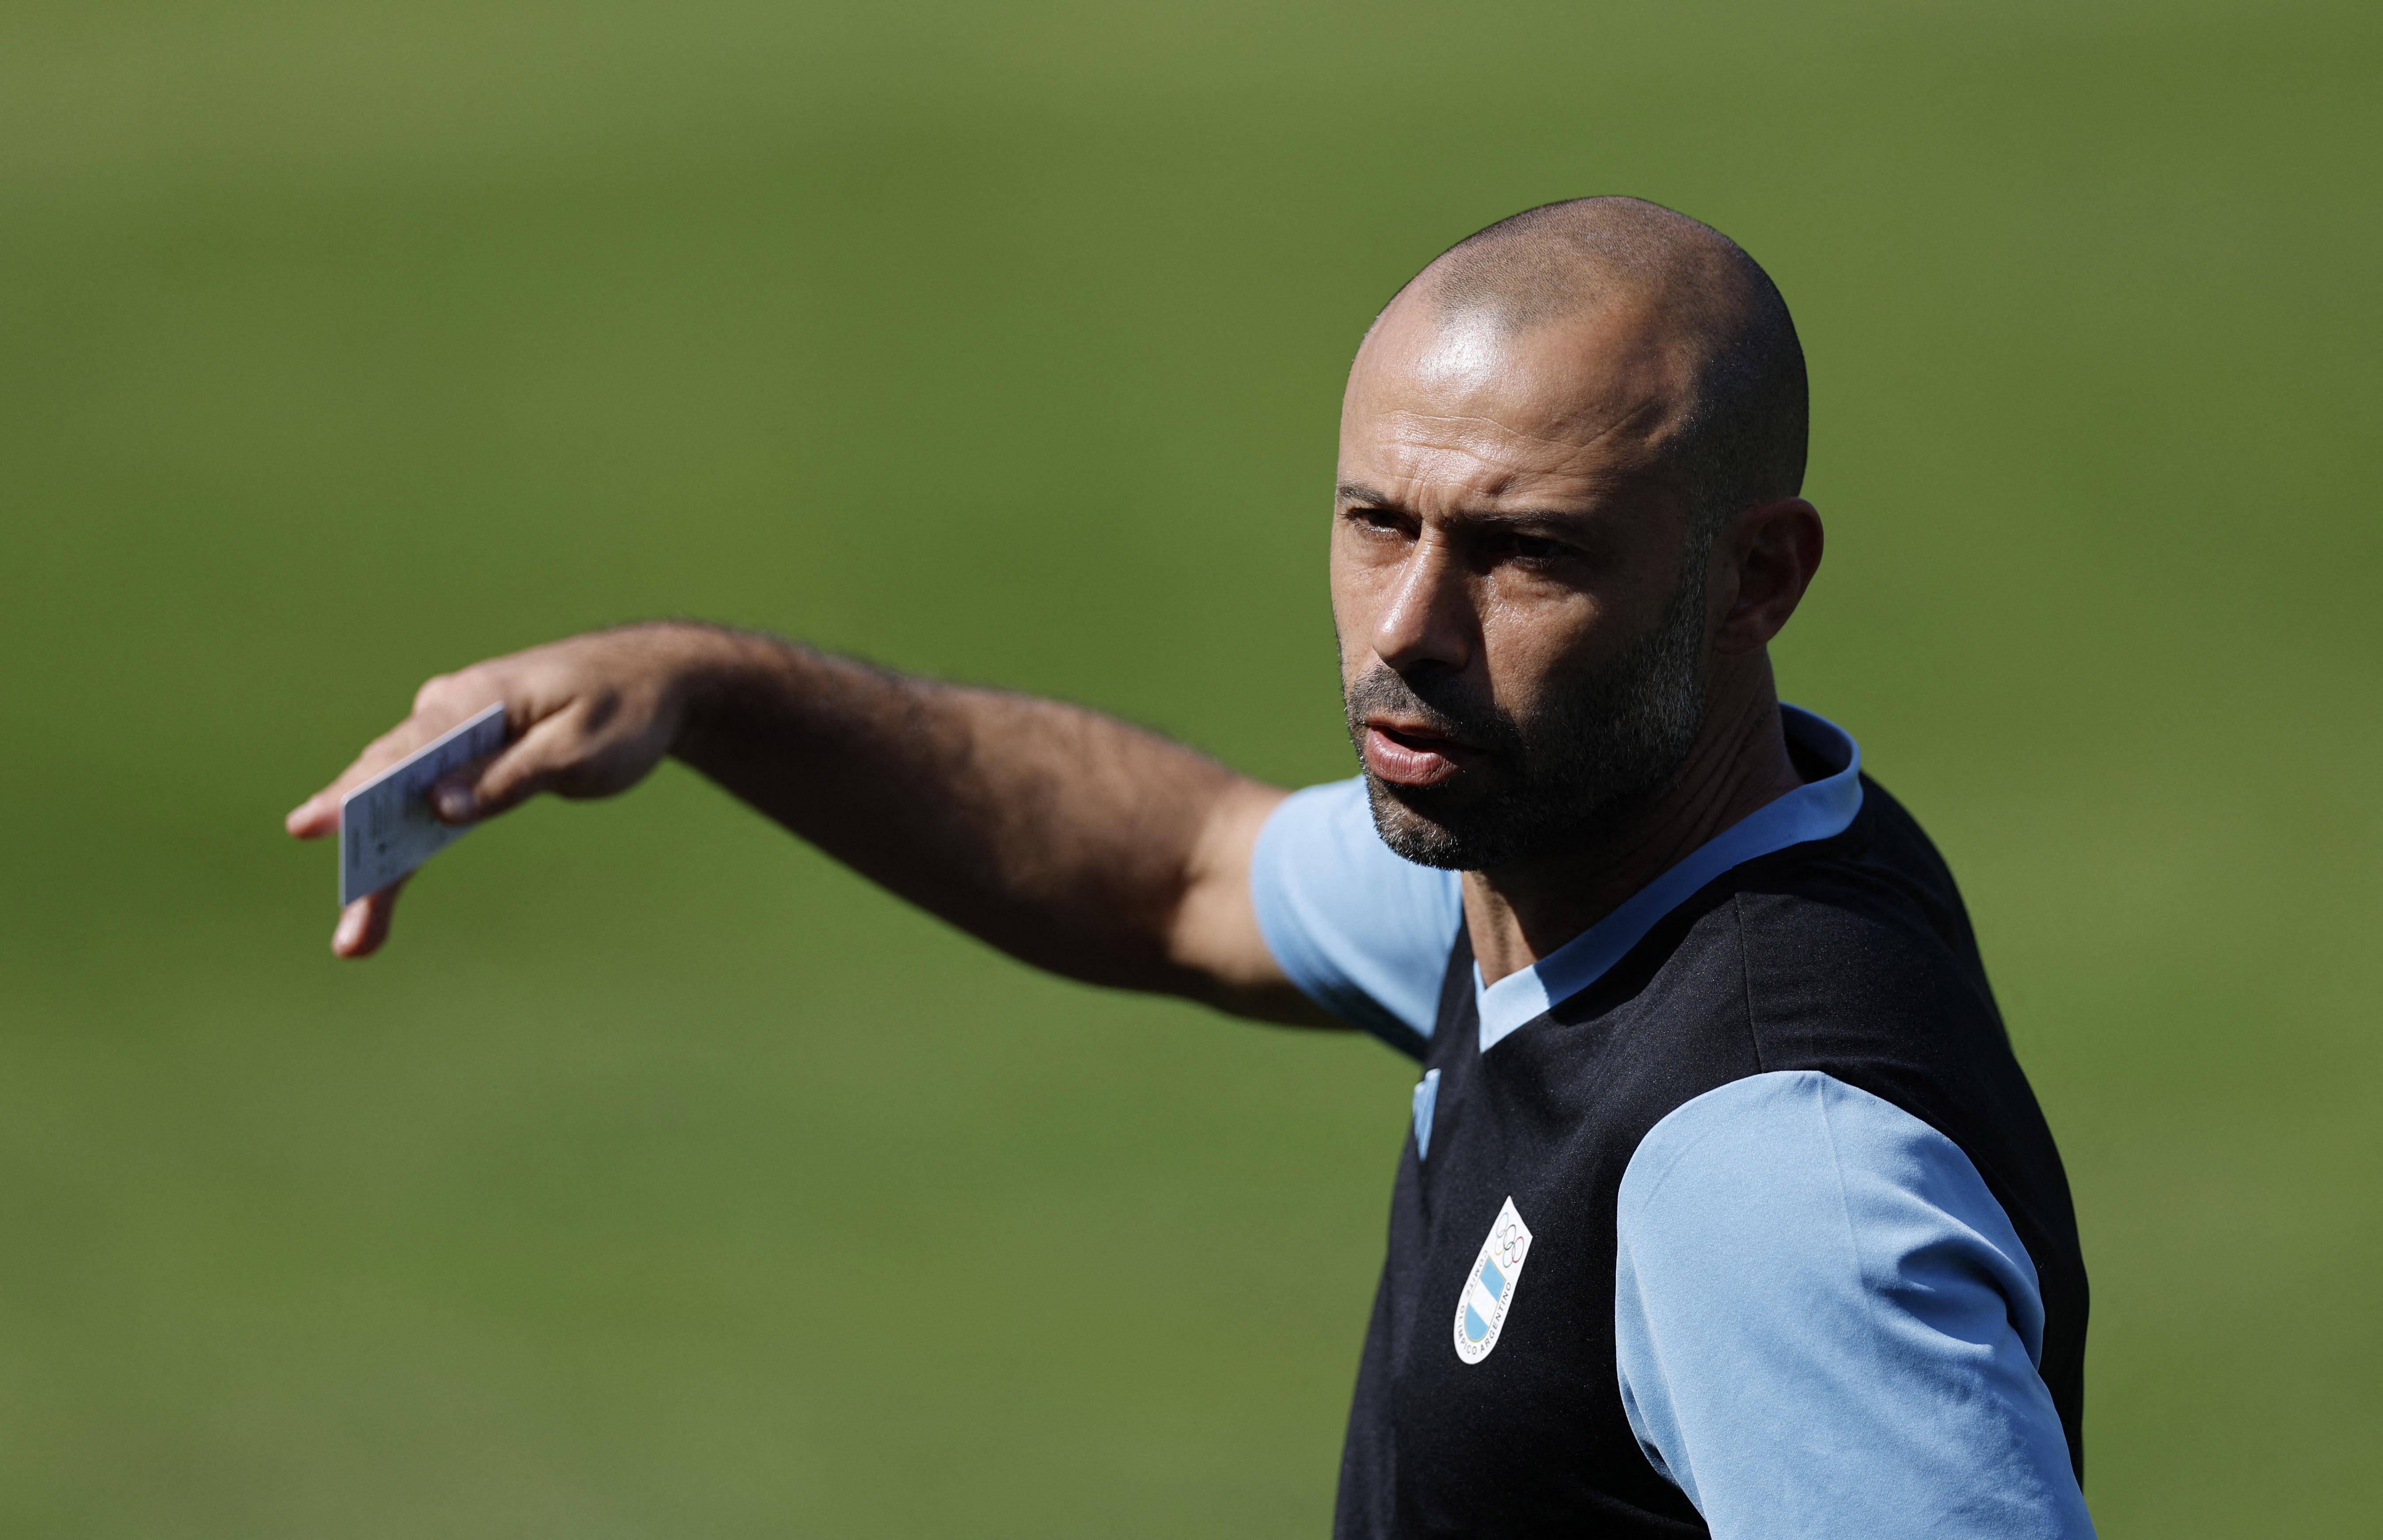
[
  {"left": 1615, "top": 1071, "right": 2094, "bottom": 1540},
  {"left": 1248, "top": 779, "right": 1462, "bottom": 1054}
]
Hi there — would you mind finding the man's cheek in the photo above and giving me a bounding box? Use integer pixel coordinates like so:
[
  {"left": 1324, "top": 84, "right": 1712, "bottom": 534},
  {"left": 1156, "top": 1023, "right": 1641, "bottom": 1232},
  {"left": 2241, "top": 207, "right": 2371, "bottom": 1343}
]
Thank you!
[
  {"left": 1326, "top": 598, "right": 1373, "bottom": 676},
  {"left": 1477, "top": 630, "right": 1566, "bottom": 717}
]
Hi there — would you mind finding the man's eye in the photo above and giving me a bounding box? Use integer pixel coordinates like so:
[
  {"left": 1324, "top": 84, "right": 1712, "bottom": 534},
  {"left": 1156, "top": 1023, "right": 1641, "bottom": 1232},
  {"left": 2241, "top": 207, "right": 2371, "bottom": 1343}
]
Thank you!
[{"left": 1513, "top": 535, "right": 1568, "bottom": 563}]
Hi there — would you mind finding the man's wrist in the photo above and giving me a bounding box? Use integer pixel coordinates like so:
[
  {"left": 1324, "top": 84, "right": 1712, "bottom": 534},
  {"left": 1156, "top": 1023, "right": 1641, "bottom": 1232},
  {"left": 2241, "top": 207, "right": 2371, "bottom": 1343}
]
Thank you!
[{"left": 647, "top": 621, "right": 823, "bottom": 762}]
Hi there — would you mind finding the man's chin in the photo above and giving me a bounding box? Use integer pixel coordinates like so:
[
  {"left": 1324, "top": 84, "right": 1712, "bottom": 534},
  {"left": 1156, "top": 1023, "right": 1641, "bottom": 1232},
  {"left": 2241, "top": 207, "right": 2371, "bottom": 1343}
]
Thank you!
[
  {"left": 1362, "top": 768, "right": 1634, "bottom": 872},
  {"left": 1364, "top": 775, "right": 1505, "bottom": 871}
]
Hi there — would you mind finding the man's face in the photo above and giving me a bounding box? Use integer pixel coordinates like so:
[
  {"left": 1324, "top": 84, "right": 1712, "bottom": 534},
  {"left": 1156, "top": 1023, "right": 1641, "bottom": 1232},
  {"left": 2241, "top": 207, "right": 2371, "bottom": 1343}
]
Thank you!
[{"left": 1330, "top": 294, "right": 1713, "bottom": 869}]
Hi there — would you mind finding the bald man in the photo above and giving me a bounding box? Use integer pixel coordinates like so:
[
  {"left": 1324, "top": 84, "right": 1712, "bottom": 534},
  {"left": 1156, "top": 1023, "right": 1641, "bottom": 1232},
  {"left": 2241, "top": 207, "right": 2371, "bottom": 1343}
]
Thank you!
[{"left": 289, "top": 198, "right": 2094, "bottom": 1538}]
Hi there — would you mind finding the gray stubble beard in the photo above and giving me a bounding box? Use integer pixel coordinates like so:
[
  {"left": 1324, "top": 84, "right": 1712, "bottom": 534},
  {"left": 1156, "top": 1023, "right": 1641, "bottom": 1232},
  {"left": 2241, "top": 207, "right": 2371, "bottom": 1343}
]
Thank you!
[{"left": 1343, "top": 566, "right": 1712, "bottom": 871}]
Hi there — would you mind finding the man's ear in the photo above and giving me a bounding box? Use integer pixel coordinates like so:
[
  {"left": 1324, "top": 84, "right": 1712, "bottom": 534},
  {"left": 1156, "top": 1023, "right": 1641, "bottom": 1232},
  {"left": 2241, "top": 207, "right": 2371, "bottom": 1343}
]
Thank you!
[{"left": 1712, "top": 498, "right": 1823, "bottom": 657}]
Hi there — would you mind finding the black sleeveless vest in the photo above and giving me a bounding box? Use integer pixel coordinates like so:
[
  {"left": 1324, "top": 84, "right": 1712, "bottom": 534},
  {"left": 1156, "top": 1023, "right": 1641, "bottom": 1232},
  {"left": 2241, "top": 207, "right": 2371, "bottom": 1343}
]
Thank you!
[{"left": 1332, "top": 770, "right": 2088, "bottom": 1538}]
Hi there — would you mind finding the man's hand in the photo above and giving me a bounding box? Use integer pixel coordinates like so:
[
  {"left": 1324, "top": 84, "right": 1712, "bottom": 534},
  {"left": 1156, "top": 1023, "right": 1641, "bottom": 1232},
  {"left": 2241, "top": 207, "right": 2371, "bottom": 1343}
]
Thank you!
[
  {"left": 286, "top": 620, "right": 1324, "bottom": 1026},
  {"left": 285, "top": 624, "right": 724, "bottom": 957}
]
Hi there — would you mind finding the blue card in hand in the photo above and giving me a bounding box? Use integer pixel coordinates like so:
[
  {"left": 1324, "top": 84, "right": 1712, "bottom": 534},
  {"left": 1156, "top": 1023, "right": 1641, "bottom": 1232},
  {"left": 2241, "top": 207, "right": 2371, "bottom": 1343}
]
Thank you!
[{"left": 338, "top": 702, "right": 508, "bottom": 903}]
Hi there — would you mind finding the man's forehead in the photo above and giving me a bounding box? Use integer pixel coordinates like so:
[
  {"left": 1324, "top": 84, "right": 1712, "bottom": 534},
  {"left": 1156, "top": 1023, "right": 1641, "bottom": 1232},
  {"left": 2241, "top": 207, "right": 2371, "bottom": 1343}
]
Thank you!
[{"left": 1345, "top": 300, "right": 1689, "bottom": 471}]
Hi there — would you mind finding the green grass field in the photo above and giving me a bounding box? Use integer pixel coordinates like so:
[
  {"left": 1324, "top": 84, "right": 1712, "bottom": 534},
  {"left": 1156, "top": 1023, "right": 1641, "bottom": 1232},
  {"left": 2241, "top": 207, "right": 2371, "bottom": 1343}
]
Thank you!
[{"left": 3, "top": 1, "right": 2376, "bottom": 1532}]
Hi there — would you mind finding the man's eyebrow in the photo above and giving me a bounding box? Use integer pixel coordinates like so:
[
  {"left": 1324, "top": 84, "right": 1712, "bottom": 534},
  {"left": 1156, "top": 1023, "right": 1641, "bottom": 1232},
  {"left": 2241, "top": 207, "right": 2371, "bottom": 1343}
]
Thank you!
[{"left": 1335, "top": 481, "right": 1600, "bottom": 528}]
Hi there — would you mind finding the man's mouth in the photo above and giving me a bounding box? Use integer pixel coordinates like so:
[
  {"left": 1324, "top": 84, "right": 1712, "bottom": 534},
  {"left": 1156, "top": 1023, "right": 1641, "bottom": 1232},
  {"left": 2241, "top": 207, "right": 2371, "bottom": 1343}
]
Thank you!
[{"left": 1363, "top": 720, "right": 1479, "bottom": 788}]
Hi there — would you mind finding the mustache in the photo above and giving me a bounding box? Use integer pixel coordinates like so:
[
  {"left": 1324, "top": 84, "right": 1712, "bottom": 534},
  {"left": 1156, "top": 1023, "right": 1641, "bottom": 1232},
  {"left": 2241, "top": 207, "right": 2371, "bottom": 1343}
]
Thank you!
[{"left": 1342, "top": 667, "right": 1522, "bottom": 755}]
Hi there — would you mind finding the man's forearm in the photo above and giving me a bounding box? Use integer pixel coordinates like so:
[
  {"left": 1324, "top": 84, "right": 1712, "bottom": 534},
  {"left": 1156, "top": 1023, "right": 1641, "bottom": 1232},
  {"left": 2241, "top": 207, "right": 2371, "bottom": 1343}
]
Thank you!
[{"left": 665, "top": 625, "right": 1297, "bottom": 1008}]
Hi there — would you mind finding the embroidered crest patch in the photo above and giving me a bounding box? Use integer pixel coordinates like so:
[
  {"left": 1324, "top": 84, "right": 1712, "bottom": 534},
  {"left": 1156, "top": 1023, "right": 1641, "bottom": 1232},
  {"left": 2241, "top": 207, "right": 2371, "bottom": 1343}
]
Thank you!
[{"left": 1453, "top": 1196, "right": 1534, "bottom": 1365}]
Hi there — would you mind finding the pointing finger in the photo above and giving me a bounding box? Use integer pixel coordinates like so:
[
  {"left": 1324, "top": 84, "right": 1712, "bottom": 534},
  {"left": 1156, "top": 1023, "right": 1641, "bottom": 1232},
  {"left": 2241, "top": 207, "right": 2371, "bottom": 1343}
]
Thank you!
[
  {"left": 286, "top": 790, "right": 341, "bottom": 839},
  {"left": 288, "top": 714, "right": 460, "bottom": 840}
]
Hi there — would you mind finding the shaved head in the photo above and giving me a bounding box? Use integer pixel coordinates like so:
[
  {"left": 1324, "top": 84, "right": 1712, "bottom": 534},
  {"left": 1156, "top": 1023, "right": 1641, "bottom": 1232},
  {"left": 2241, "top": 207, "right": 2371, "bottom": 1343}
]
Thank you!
[
  {"left": 1331, "top": 198, "right": 1822, "bottom": 870},
  {"left": 1398, "top": 196, "right": 1807, "bottom": 540}
]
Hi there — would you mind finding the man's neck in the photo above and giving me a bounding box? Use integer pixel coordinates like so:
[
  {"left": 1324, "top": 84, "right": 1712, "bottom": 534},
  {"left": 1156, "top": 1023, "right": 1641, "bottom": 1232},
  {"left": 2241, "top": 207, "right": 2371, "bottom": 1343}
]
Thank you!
[{"left": 1462, "top": 657, "right": 1805, "bottom": 987}]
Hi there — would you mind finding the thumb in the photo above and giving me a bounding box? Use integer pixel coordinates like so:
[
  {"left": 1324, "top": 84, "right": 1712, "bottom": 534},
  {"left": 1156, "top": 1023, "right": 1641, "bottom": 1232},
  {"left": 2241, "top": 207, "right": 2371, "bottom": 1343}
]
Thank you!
[{"left": 431, "top": 711, "right": 581, "bottom": 823}]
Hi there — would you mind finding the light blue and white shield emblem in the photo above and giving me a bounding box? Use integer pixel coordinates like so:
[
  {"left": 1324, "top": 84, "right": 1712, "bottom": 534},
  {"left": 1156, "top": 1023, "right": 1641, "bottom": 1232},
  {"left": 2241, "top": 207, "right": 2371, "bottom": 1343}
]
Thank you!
[{"left": 1453, "top": 1197, "right": 1534, "bottom": 1365}]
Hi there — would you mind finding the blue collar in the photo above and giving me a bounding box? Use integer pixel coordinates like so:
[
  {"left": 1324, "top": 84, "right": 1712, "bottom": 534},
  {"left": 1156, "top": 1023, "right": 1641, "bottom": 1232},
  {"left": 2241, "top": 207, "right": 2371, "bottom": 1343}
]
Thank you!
[{"left": 1474, "top": 706, "right": 1865, "bottom": 1053}]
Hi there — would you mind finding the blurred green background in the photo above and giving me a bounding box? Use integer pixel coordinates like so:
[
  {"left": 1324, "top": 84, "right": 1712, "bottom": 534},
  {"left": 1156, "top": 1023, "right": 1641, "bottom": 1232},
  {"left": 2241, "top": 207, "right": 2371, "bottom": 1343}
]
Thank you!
[{"left": 2, "top": 0, "right": 2376, "bottom": 1532}]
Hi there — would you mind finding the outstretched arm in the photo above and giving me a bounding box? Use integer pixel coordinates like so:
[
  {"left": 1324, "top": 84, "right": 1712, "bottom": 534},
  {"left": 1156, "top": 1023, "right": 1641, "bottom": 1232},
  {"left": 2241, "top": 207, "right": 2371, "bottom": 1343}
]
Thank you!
[{"left": 285, "top": 622, "right": 1333, "bottom": 1026}]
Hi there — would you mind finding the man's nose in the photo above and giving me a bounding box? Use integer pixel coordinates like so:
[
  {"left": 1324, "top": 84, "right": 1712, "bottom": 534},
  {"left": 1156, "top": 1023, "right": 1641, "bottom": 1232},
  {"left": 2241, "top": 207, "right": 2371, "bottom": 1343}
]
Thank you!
[{"left": 1371, "top": 532, "right": 1475, "bottom": 677}]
